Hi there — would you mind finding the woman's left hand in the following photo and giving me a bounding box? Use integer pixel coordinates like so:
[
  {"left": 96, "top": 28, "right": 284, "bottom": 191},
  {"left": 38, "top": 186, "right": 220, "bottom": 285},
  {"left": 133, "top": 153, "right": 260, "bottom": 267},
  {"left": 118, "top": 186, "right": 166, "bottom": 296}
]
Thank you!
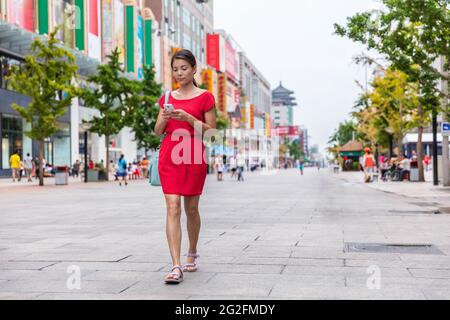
[{"left": 171, "top": 109, "right": 193, "bottom": 122}]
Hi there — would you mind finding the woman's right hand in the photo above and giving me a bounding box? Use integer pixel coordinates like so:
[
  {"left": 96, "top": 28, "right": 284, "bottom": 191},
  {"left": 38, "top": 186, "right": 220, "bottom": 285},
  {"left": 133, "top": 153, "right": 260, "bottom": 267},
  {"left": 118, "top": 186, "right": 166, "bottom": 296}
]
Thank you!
[{"left": 161, "top": 110, "right": 173, "bottom": 121}]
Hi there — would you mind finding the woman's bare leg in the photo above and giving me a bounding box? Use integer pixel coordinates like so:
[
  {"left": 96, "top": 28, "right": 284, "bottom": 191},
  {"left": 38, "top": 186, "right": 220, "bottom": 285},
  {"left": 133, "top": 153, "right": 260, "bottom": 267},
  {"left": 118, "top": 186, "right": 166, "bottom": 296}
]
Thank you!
[
  {"left": 184, "top": 196, "right": 201, "bottom": 268},
  {"left": 165, "top": 194, "right": 183, "bottom": 271}
]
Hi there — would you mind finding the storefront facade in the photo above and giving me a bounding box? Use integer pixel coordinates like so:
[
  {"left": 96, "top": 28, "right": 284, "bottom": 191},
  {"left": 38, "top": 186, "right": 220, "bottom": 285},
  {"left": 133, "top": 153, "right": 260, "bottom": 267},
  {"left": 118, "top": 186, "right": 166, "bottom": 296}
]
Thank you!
[{"left": 0, "top": 88, "right": 71, "bottom": 177}]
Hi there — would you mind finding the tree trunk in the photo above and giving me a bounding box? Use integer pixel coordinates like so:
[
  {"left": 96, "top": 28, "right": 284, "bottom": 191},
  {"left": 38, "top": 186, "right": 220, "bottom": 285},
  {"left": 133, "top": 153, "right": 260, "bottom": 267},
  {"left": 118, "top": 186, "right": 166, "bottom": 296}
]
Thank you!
[
  {"left": 105, "top": 134, "right": 110, "bottom": 182},
  {"left": 417, "top": 103, "right": 425, "bottom": 182},
  {"left": 38, "top": 140, "right": 44, "bottom": 186},
  {"left": 397, "top": 136, "right": 404, "bottom": 157},
  {"left": 389, "top": 134, "right": 393, "bottom": 158}
]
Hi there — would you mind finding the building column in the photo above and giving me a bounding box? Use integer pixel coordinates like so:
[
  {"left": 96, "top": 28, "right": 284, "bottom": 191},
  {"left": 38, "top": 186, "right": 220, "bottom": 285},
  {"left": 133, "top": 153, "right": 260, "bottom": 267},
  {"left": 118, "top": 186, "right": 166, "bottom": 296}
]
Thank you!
[{"left": 70, "top": 97, "right": 80, "bottom": 164}]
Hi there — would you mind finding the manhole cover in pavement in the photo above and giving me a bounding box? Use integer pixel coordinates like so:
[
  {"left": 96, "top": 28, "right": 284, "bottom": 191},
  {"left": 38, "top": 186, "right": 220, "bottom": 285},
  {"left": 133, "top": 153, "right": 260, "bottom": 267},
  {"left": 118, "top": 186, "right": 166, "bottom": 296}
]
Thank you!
[{"left": 344, "top": 243, "right": 443, "bottom": 255}]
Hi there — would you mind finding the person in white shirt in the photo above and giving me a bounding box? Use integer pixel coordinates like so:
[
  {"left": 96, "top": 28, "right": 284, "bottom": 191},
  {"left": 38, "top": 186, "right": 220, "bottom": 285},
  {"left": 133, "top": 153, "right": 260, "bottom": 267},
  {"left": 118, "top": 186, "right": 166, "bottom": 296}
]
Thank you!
[
  {"left": 23, "top": 153, "right": 33, "bottom": 182},
  {"left": 398, "top": 156, "right": 411, "bottom": 181},
  {"left": 215, "top": 156, "right": 224, "bottom": 181}
]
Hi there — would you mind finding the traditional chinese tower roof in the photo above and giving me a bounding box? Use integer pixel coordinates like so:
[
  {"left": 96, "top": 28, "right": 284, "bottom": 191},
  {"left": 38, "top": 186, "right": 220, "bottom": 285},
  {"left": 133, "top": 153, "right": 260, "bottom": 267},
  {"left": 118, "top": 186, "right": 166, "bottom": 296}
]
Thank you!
[{"left": 272, "top": 82, "right": 297, "bottom": 107}]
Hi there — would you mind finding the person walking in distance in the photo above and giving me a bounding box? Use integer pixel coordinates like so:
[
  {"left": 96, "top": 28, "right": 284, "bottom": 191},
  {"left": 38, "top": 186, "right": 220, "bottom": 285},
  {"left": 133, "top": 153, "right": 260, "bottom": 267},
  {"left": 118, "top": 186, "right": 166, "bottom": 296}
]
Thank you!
[
  {"left": 72, "top": 160, "right": 81, "bottom": 178},
  {"left": 215, "top": 156, "right": 224, "bottom": 181},
  {"left": 154, "top": 49, "right": 216, "bottom": 284},
  {"left": 9, "top": 150, "right": 21, "bottom": 182},
  {"left": 237, "top": 153, "right": 245, "bottom": 182},
  {"left": 23, "top": 153, "right": 33, "bottom": 182},
  {"left": 117, "top": 155, "right": 128, "bottom": 186},
  {"left": 299, "top": 160, "right": 304, "bottom": 175},
  {"left": 363, "top": 147, "right": 376, "bottom": 183},
  {"left": 229, "top": 155, "right": 237, "bottom": 180}
]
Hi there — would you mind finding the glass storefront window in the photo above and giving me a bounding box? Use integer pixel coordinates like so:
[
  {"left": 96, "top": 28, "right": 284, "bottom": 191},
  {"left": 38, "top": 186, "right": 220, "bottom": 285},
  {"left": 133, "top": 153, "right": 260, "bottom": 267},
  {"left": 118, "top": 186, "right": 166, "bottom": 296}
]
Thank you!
[
  {"left": 22, "top": 119, "right": 32, "bottom": 158},
  {"left": 1, "top": 114, "right": 23, "bottom": 169},
  {"left": 48, "top": 122, "right": 71, "bottom": 166}
]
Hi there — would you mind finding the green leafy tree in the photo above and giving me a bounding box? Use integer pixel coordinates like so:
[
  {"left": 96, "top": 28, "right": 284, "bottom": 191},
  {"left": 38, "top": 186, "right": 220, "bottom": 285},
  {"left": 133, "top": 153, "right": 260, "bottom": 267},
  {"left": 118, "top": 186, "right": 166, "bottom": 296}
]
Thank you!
[
  {"left": 80, "top": 48, "right": 131, "bottom": 181},
  {"left": 328, "top": 120, "right": 360, "bottom": 147},
  {"left": 7, "top": 28, "right": 79, "bottom": 186},
  {"left": 334, "top": 0, "right": 449, "bottom": 181},
  {"left": 352, "top": 68, "right": 420, "bottom": 156},
  {"left": 288, "top": 139, "right": 305, "bottom": 161},
  {"left": 123, "top": 66, "right": 162, "bottom": 157}
]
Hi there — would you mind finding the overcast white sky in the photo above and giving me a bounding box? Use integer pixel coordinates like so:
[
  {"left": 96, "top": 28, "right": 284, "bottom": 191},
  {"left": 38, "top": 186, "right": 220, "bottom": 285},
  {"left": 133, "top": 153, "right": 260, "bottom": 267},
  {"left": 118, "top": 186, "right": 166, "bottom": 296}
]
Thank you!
[{"left": 214, "top": 0, "right": 381, "bottom": 153}]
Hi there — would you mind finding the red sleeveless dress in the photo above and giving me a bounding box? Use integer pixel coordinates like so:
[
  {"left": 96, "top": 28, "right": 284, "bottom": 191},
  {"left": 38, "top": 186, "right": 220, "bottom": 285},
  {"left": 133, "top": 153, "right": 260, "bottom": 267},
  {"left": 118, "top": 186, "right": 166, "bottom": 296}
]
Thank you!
[{"left": 158, "top": 91, "right": 215, "bottom": 196}]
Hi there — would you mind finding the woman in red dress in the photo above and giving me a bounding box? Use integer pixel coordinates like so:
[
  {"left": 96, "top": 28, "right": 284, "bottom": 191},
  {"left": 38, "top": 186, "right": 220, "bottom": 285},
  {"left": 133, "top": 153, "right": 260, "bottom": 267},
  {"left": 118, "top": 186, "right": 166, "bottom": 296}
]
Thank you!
[{"left": 155, "top": 49, "right": 216, "bottom": 284}]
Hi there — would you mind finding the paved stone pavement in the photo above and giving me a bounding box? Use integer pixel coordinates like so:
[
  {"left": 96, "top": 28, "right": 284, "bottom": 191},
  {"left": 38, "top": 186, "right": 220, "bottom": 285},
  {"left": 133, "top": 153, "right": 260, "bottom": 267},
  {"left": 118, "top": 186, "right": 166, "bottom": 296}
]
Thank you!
[{"left": 1, "top": 168, "right": 450, "bottom": 300}]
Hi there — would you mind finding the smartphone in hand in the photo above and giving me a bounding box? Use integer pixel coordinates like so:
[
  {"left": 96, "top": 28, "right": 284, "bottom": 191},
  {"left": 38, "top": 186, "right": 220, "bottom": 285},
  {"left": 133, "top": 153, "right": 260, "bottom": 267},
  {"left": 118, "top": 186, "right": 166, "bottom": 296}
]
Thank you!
[{"left": 164, "top": 104, "right": 174, "bottom": 112}]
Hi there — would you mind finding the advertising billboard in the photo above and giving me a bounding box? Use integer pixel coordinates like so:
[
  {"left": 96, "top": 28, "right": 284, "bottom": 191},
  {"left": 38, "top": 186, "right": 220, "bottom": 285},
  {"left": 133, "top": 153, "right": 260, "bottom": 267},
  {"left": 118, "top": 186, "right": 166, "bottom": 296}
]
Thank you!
[
  {"left": 7, "top": 0, "right": 34, "bottom": 31},
  {"left": 88, "top": 0, "right": 101, "bottom": 60},
  {"left": 136, "top": 15, "right": 144, "bottom": 78},
  {"left": 113, "top": 0, "right": 125, "bottom": 64},
  {"left": 102, "top": 0, "right": 113, "bottom": 60},
  {"left": 225, "top": 39, "right": 237, "bottom": 81},
  {"left": 207, "top": 33, "right": 225, "bottom": 73},
  {"left": 201, "top": 69, "right": 213, "bottom": 93},
  {"left": 275, "top": 126, "right": 300, "bottom": 137}
]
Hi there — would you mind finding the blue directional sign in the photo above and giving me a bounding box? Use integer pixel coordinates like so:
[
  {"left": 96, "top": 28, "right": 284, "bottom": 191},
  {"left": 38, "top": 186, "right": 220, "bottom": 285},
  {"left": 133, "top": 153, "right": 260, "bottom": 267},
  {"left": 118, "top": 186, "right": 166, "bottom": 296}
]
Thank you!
[{"left": 443, "top": 122, "right": 450, "bottom": 136}]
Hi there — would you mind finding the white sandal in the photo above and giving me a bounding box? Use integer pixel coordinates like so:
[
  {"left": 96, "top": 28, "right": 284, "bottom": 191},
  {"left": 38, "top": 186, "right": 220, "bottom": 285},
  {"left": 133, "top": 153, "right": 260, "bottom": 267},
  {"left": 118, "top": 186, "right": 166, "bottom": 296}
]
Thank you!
[
  {"left": 165, "top": 265, "right": 184, "bottom": 284},
  {"left": 183, "top": 252, "right": 200, "bottom": 272}
]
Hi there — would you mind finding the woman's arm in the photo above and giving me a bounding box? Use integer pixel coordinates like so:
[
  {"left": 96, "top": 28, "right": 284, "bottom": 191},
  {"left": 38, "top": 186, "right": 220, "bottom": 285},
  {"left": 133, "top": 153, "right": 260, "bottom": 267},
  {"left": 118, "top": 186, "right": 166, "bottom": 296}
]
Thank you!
[{"left": 154, "top": 108, "right": 172, "bottom": 137}]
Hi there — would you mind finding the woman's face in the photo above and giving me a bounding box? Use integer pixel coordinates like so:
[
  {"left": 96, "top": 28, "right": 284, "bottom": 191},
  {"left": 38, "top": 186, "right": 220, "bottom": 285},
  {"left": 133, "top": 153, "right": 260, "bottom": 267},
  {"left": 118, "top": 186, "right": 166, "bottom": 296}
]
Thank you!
[{"left": 172, "top": 58, "right": 196, "bottom": 87}]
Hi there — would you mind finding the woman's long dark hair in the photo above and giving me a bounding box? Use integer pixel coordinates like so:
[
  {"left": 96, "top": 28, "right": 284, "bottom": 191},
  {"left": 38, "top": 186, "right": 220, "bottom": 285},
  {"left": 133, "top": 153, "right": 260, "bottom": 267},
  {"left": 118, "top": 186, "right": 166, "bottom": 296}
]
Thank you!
[{"left": 171, "top": 49, "right": 198, "bottom": 87}]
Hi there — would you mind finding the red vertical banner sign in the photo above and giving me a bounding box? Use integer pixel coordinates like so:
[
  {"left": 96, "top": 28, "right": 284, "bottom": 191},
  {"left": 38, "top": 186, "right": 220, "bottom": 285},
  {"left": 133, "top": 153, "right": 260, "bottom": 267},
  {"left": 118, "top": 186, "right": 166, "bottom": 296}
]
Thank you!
[
  {"left": 206, "top": 34, "right": 220, "bottom": 71},
  {"left": 7, "top": 0, "right": 34, "bottom": 31},
  {"left": 89, "top": 0, "right": 99, "bottom": 36},
  {"left": 88, "top": 0, "right": 101, "bottom": 60}
]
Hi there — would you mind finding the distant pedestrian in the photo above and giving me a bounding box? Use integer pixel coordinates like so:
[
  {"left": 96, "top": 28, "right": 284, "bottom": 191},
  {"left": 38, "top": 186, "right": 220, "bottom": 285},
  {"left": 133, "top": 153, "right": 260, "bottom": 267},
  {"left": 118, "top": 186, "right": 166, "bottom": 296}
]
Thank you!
[
  {"left": 237, "top": 154, "right": 245, "bottom": 182},
  {"left": 215, "top": 156, "right": 224, "bottom": 181},
  {"left": 23, "top": 153, "right": 33, "bottom": 182},
  {"left": 423, "top": 154, "right": 431, "bottom": 172},
  {"left": 141, "top": 157, "right": 149, "bottom": 179},
  {"left": 9, "top": 150, "right": 21, "bottom": 182},
  {"left": 299, "top": 161, "right": 304, "bottom": 175},
  {"left": 363, "top": 147, "right": 376, "bottom": 183},
  {"left": 117, "top": 155, "right": 128, "bottom": 186},
  {"left": 72, "top": 160, "right": 81, "bottom": 178},
  {"left": 109, "top": 160, "right": 116, "bottom": 180},
  {"left": 33, "top": 156, "right": 40, "bottom": 180},
  {"left": 229, "top": 156, "right": 237, "bottom": 180}
]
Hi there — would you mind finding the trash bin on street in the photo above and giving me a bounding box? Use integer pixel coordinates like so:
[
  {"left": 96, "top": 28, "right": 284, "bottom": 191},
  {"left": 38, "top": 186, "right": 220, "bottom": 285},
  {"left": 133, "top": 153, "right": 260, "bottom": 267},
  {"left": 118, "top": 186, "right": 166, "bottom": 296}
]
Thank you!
[
  {"left": 55, "top": 166, "right": 69, "bottom": 185},
  {"left": 410, "top": 160, "right": 419, "bottom": 182},
  {"left": 410, "top": 168, "right": 419, "bottom": 182}
]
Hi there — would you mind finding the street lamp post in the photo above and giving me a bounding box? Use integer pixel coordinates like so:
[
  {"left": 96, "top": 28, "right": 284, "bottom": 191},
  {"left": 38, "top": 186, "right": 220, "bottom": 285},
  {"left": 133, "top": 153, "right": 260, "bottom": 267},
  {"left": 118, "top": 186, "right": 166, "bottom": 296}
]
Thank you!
[
  {"left": 432, "top": 106, "right": 439, "bottom": 186},
  {"left": 84, "top": 131, "right": 88, "bottom": 183}
]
